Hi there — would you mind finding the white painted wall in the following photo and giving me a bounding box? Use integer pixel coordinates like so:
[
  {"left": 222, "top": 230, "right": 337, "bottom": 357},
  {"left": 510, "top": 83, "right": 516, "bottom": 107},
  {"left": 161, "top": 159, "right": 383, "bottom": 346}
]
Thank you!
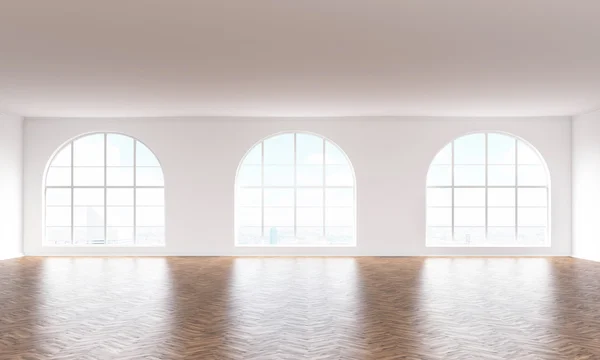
[
  {"left": 23, "top": 116, "right": 572, "bottom": 256},
  {"left": 0, "top": 113, "right": 24, "bottom": 259},
  {"left": 572, "top": 110, "right": 600, "bottom": 262}
]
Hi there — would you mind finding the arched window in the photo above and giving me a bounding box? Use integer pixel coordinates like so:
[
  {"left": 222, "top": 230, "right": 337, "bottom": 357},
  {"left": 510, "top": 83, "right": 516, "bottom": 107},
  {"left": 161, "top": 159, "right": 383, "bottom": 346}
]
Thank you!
[
  {"left": 235, "top": 132, "right": 355, "bottom": 246},
  {"left": 426, "top": 132, "right": 549, "bottom": 247},
  {"left": 44, "top": 133, "right": 165, "bottom": 246}
]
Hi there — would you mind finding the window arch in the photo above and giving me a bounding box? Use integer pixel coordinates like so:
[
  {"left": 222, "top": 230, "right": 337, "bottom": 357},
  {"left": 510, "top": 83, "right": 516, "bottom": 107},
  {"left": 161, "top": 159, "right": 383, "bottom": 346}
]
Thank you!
[
  {"left": 235, "top": 132, "right": 356, "bottom": 246},
  {"left": 44, "top": 133, "right": 165, "bottom": 246},
  {"left": 426, "top": 132, "right": 549, "bottom": 247}
]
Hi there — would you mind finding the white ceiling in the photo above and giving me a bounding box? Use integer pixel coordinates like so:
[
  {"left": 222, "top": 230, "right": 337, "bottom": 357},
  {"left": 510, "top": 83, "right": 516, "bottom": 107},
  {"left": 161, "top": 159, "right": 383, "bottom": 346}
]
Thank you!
[{"left": 1, "top": 0, "right": 600, "bottom": 118}]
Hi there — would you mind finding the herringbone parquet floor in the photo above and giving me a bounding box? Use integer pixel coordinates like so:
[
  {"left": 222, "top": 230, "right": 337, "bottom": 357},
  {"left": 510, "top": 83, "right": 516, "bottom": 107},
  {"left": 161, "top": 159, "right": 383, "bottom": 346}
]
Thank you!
[{"left": 1, "top": 257, "right": 600, "bottom": 359}]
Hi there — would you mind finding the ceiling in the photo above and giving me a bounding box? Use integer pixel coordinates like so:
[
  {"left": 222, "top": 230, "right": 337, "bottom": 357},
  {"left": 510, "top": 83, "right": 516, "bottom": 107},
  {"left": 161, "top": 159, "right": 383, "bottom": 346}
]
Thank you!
[{"left": 1, "top": 0, "right": 600, "bottom": 118}]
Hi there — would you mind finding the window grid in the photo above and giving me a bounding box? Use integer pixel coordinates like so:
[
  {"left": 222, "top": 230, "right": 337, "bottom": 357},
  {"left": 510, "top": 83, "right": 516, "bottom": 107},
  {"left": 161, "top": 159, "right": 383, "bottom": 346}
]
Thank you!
[
  {"left": 45, "top": 133, "right": 165, "bottom": 245},
  {"left": 427, "top": 132, "right": 549, "bottom": 245},
  {"left": 237, "top": 133, "right": 355, "bottom": 245}
]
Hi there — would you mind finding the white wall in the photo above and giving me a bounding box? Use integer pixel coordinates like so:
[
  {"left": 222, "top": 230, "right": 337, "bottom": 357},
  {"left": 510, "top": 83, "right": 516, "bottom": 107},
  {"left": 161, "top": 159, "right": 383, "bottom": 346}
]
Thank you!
[
  {"left": 572, "top": 110, "right": 600, "bottom": 261},
  {"left": 23, "top": 116, "right": 572, "bottom": 256},
  {"left": 0, "top": 113, "right": 24, "bottom": 259}
]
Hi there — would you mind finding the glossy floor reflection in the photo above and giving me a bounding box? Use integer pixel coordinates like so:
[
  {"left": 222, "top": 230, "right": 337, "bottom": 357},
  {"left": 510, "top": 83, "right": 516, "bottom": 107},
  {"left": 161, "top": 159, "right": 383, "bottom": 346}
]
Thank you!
[{"left": 1, "top": 257, "right": 600, "bottom": 359}]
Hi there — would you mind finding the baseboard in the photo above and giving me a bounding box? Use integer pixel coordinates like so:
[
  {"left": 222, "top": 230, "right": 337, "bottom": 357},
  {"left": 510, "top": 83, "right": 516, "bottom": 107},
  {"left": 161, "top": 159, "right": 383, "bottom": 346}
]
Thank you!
[{"left": 0, "top": 252, "right": 24, "bottom": 260}]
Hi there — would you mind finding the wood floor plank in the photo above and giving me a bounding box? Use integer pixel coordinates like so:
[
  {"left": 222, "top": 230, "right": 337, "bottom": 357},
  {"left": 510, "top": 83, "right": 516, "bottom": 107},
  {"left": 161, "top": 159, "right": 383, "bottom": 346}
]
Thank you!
[{"left": 0, "top": 257, "right": 599, "bottom": 359}]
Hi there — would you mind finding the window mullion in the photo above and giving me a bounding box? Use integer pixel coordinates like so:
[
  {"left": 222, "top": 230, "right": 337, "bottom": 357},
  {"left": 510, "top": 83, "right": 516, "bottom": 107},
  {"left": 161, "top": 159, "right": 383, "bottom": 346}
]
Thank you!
[
  {"left": 293, "top": 133, "right": 297, "bottom": 238},
  {"left": 70, "top": 141, "right": 74, "bottom": 245},
  {"left": 261, "top": 142, "right": 265, "bottom": 239},
  {"left": 323, "top": 139, "right": 326, "bottom": 239},
  {"left": 103, "top": 133, "right": 107, "bottom": 245},
  {"left": 515, "top": 139, "right": 519, "bottom": 242},
  {"left": 485, "top": 133, "right": 488, "bottom": 244},
  {"left": 133, "top": 140, "right": 137, "bottom": 245},
  {"left": 451, "top": 140, "right": 455, "bottom": 242}
]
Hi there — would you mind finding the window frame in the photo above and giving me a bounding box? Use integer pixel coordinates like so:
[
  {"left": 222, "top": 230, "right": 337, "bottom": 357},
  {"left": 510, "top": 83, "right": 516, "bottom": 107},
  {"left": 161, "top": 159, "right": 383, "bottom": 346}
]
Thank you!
[
  {"left": 43, "top": 132, "right": 166, "bottom": 247},
  {"left": 426, "top": 131, "right": 550, "bottom": 247},
  {"left": 235, "top": 131, "right": 356, "bottom": 247}
]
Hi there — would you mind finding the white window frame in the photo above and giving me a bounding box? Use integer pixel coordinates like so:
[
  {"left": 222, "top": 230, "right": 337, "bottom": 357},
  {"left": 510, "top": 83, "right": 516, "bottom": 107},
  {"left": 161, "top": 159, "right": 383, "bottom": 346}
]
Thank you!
[
  {"left": 44, "top": 132, "right": 165, "bottom": 246},
  {"left": 426, "top": 132, "right": 550, "bottom": 247},
  {"left": 235, "top": 132, "right": 356, "bottom": 247}
]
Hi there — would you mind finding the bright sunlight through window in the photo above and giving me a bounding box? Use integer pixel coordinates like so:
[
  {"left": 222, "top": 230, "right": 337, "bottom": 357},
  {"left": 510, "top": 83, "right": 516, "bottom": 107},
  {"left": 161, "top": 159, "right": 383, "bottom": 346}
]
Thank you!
[
  {"left": 235, "top": 132, "right": 355, "bottom": 246},
  {"left": 426, "top": 132, "right": 549, "bottom": 247},
  {"left": 44, "top": 133, "right": 165, "bottom": 246}
]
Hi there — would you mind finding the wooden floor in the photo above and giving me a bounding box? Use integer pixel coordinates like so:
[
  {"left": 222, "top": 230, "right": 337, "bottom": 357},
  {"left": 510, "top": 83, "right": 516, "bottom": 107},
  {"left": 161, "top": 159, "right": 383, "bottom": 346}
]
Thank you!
[{"left": 1, "top": 257, "right": 600, "bottom": 359}]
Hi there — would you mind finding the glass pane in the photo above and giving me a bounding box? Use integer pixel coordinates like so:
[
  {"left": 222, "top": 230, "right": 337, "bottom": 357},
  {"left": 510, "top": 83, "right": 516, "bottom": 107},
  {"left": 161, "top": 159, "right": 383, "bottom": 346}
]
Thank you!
[
  {"left": 488, "top": 208, "right": 515, "bottom": 226},
  {"left": 427, "top": 188, "right": 451, "bottom": 207},
  {"left": 518, "top": 140, "right": 542, "bottom": 165},
  {"left": 297, "top": 207, "right": 323, "bottom": 227},
  {"left": 264, "top": 134, "right": 294, "bottom": 164},
  {"left": 454, "top": 134, "right": 485, "bottom": 164},
  {"left": 136, "top": 227, "right": 165, "bottom": 245},
  {"left": 73, "top": 167, "right": 104, "bottom": 186},
  {"left": 45, "top": 227, "right": 71, "bottom": 244},
  {"left": 74, "top": 134, "right": 104, "bottom": 166},
  {"left": 487, "top": 165, "right": 516, "bottom": 186},
  {"left": 51, "top": 144, "right": 71, "bottom": 166},
  {"left": 243, "top": 143, "right": 262, "bottom": 165},
  {"left": 487, "top": 227, "right": 516, "bottom": 243},
  {"left": 107, "top": 207, "right": 134, "bottom": 226},
  {"left": 74, "top": 227, "right": 105, "bottom": 244},
  {"left": 264, "top": 165, "right": 294, "bottom": 186},
  {"left": 427, "top": 226, "right": 453, "bottom": 245},
  {"left": 237, "top": 226, "right": 263, "bottom": 245},
  {"left": 264, "top": 207, "right": 294, "bottom": 226},
  {"left": 74, "top": 206, "right": 104, "bottom": 226},
  {"left": 454, "top": 165, "right": 485, "bottom": 186},
  {"left": 296, "top": 165, "right": 323, "bottom": 186},
  {"left": 431, "top": 144, "right": 451, "bottom": 165},
  {"left": 73, "top": 188, "right": 104, "bottom": 206},
  {"left": 136, "top": 141, "right": 160, "bottom": 166},
  {"left": 455, "top": 208, "right": 485, "bottom": 226},
  {"left": 46, "top": 189, "right": 71, "bottom": 206},
  {"left": 454, "top": 227, "right": 485, "bottom": 244},
  {"left": 237, "top": 207, "right": 261, "bottom": 227},
  {"left": 46, "top": 167, "right": 71, "bottom": 186},
  {"left": 136, "top": 167, "right": 164, "bottom": 186},
  {"left": 324, "top": 227, "right": 354, "bottom": 245},
  {"left": 107, "top": 188, "right": 134, "bottom": 206},
  {"left": 106, "top": 227, "right": 135, "bottom": 245},
  {"left": 297, "top": 189, "right": 323, "bottom": 207},
  {"left": 518, "top": 165, "right": 547, "bottom": 186},
  {"left": 106, "top": 134, "right": 134, "bottom": 166},
  {"left": 237, "top": 165, "right": 261, "bottom": 186},
  {"left": 325, "top": 164, "right": 353, "bottom": 186},
  {"left": 136, "top": 206, "right": 165, "bottom": 226},
  {"left": 297, "top": 134, "right": 323, "bottom": 164},
  {"left": 427, "top": 165, "right": 451, "bottom": 186},
  {"left": 518, "top": 227, "right": 547, "bottom": 245},
  {"left": 325, "top": 207, "right": 353, "bottom": 226},
  {"left": 518, "top": 208, "right": 547, "bottom": 226},
  {"left": 237, "top": 188, "right": 261, "bottom": 207},
  {"left": 488, "top": 133, "right": 516, "bottom": 164},
  {"left": 296, "top": 227, "right": 325, "bottom": 242},
  {"left": 107, "top": 167, "right": 134, "bottom": 186},
  {"left": 488, "top": 188, "right": 515, "bottom": 207},
  {"left": 326, "top": 188, "right": 354, "bottom": 207},
  {"left": 136, "top": 188, "right": 164, "bottom": 206},
  {"left": 264, "top": 226, "right": 294, "bottom": 245},
  {"left": 427, "top": 207, "right": 452, "bottom": 226},
  {"left": 518, "top": 188, "right": 547, "bottom": 207},
  {"left": 264, "top": 189, "right": 294, "bottom": 206},
  {"left": 325, "top": 141, "right": 347, "bottom": 165},
  {"left": 46, "top": 207, "right": 71, "bottom": 226},
  {"left": 454, "top": 188, "right": 485, "bottom": 207}
]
